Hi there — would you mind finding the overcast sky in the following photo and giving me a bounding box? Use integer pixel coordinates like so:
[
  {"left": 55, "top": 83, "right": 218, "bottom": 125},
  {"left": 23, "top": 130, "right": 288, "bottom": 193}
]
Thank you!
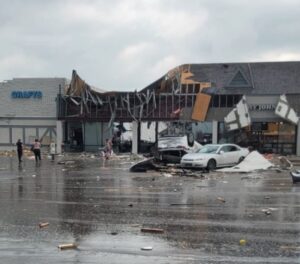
[{"left": 0, "top": 0, "right": 300, "bottom": 91}]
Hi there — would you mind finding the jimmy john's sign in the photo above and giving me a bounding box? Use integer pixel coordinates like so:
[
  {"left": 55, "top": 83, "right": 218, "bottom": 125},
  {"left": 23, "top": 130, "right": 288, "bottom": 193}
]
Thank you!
[{"left": 248, "top": 104, "right": 276, "bottom": 111}]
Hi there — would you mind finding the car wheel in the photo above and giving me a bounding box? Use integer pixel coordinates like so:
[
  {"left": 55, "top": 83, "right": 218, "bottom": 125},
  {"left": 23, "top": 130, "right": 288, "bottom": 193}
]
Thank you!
[
  {"left": 207, "top": 159, "right": 216, "bottom": 171},
  {"left": 187, "top": 132, "right": 194, "bottom": 147},
  {"left": 238, "top": 156, "right": 245, "bottom": 163}
]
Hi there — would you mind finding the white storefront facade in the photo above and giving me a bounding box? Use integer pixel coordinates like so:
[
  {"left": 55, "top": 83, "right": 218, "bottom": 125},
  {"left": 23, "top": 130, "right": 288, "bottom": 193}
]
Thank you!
[{"left": 0, "top": 78, "right": 68, "bottom": 152}]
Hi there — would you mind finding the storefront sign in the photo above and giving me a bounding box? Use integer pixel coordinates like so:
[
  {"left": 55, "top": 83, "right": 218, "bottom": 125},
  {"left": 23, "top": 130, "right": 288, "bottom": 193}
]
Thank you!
[
  {"left": 11, "top": 91, "right": 43, "bottom": 99},
  {"left": 248, "top": 104, "right": 276, "bottom": 111}
]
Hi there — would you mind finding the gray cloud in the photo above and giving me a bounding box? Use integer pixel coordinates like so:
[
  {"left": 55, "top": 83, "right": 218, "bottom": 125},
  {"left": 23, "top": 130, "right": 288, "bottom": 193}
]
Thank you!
[{"left": 0, "top": 0, "right": 300, "bottom": 91}]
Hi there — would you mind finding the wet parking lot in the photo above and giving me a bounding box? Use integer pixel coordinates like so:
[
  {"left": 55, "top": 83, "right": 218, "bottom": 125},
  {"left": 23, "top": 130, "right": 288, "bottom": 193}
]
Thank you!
[{"left": 0, "top": 156, "right": 299, "bottom": 263}]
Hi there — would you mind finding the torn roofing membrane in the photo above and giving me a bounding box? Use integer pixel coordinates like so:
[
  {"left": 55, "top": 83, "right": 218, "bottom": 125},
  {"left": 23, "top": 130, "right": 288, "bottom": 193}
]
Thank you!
[
  {"left": 275, "top": 95, "right": 299, "bottom": 125},
  {"left": 217, "top": 151, "right": 273, "bottom": 173},
  {"left": 62, "top": 67, "right": 213, "bottom": 122},
  {"left": 224, "top": 96, "right": 251, "bottom": 131}
]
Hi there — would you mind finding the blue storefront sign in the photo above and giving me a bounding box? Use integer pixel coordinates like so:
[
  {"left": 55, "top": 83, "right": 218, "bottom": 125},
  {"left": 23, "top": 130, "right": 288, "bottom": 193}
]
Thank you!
[{"left": 11, "top": 91, "right": 43, "bottom": 99}]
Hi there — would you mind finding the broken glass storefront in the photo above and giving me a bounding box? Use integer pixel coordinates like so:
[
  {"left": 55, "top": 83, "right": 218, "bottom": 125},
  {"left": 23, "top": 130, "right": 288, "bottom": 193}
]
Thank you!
[
  {"left": 58, "top": 65, "right": 300, "bottom": 155},
  {"left": 218, "top": 122, "right": 296, "bottom": 155},
  {"left": 221, "top": 95, "right": 299, "bottom": 155}
]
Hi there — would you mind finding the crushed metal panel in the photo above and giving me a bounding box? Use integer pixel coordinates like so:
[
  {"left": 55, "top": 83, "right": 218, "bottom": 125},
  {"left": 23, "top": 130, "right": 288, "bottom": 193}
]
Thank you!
[
  {"left": 191, "top": 93, "right": 211, "bottom": 121},
  {"left": 275, "top": 94, "right": 299, "bottom": 125},
  {"left": 224, "top": 95, "right": 251, "bottom": 131}
]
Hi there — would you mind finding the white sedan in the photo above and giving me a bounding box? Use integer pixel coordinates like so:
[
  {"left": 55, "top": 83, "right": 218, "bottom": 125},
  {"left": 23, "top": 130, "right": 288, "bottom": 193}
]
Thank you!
[{"left": 180, "top": 144, "right": 249, "bottom": 170}]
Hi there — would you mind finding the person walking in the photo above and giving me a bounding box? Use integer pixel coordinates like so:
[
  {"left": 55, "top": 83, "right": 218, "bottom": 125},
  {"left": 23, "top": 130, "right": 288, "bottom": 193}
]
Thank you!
[
  {"left": 105, "top": 138, "right": 113, "bottom": 160},
  {"left": 33, "top": 139, "right": 41, "bottom": 162},
  {"left": 50, "top": 141, "right": 56, "bottom": 162},
  {"left": 16, "top": 139, "right": 23, "bottom": 163}
]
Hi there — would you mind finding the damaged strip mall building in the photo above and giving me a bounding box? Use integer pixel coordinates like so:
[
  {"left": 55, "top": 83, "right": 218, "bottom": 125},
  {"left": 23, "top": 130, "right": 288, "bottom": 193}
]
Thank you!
[
  {"left": 1, "top": 61, "right": 299, "bottom": 155},
  {"left": 57, "top": 61, "right": 300, "bottom": 156}
]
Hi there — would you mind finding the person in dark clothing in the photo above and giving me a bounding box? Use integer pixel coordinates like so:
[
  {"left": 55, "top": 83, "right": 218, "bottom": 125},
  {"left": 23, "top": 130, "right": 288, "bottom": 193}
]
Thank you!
[{"left": 16, "top": 139, "right": 23, "bottom": 163}]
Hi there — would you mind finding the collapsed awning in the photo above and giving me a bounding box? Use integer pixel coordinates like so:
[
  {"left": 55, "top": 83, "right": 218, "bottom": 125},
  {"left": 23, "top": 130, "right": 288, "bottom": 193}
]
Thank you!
[
  {"left": 224, "top": 95, "right": 251, "bottom": 131},
  {"left": 275, "top": 94, "right": 299, "bottom": 125}
]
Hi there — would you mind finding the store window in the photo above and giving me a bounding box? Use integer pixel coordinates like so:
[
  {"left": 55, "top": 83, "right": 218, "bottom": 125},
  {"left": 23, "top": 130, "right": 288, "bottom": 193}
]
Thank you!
[
  {"left": 218, "top": 121, "right": 296, "bottom": 154},
  {"left": 218, "top": 122, "right": 249, "bottom": 147},
  {"left": 212, "top": 95, "right": 220, "bottom": 107},
  {"left": 210, "top": 95, "right": 242, "bottom": 108},
  {"left": 195, "top": 84, "right": 200, "bottom": 93},
  {"left": 220, "top": 95, "right": 227, "bottom": 107},
  {"left": 188, "top": 84, "right": 194, "bottom": 93},
  {"left": 192, "top": 122, "right": 212, "bottom": 145},
  {"left": 181, "top": 84, "right": 187, "bottom": 93},
  {"left": 227, "top": 95, "right": 233, "bottom": 107}
]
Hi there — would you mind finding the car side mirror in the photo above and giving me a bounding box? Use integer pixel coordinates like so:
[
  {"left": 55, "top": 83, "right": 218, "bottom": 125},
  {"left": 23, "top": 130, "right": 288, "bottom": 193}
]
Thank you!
[{"left": 219, "top": 150, "right": 224, "bottom": 154}]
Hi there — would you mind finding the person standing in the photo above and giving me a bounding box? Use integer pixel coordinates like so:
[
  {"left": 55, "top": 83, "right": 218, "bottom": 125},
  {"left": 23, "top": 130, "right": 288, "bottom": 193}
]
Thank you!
[
  {"left": 33, "top": 139, "right": 41, "bottom": 162},
  {"left": 105, "top": 138, "right": 113, "bottom": 159},
  {"left": 50, "top": 141, "right": 56, "bottom": 162},
  {"left": 16, "top": 139, "right": 23, "bottom": 163}
]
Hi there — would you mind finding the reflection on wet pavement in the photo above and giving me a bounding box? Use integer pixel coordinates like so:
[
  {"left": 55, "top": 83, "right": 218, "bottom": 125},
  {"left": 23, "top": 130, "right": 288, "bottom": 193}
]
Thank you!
[{"left": 0, "top": 157, "right": 299, "bottom": 263}]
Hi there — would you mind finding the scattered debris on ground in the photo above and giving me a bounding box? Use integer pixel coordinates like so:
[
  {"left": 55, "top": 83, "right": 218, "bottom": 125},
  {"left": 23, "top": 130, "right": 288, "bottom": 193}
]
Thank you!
[
  {"left": 261, "top": 207, "right": 278, "bottom": 215},
  {"left": 0, "top": 148, "right": 37, "bottom": 158},
  {"left": 141, "top": 228, "right": 164, "bottom": 234},
  {"left": 0, "top": 150, "right": 15, "bottom": 157},
  {"left": 58, "top": 160, "right": 76, "bottom": 165},
  {"left": 129, "top": 157, "right": 207, "bottom": 178},
  {"left": 280, "top": 245, "right": 300, "bottom": 251},
  {"left": 240, "top": 174, "right": 263, "bottom": 180},
  {"left": 239, "top": 239, "right": 246, "bottom": 246},
  {"left": 217, "top": 151, "right": 273, "bottom": 173},
  {"left": 129, "top": 158, "right": 156, "bottom": 172},
  {"left": 38, "top": 222, "right": 49, "bottom": 228},
  {"left": 278, "top": 156, "right": 293, "bottom": 170},
  {"left": 162, "top": 173, "right": 173, "bottom": 177},
  {"left": 217, "top": 197, "right": 226, "bottom": 203},
  {"left": 170, "top": 203, "right": 204, "bottom": 206},
  {"left": 58, "top": 243, "right": 77, "bottom": 250},
  {"left": 141, "top": 246, "right": 153, "bottom": 251}
]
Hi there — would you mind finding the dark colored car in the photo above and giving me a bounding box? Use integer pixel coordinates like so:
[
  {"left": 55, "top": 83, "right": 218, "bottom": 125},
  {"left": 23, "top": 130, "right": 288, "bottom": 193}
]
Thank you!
[{"left": 153, "top": 135, "right": 202, "bottom": 164}]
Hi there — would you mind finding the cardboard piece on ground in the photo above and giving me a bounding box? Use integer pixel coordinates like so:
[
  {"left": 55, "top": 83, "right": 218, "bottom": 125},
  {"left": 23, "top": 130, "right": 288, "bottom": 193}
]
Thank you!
[
  {"left": 58, "top": 243, "right": 77, "bottom": 250},
  {"left": 217, "top": 151, "right": 273, "bottom": 173},
  {"left": 39, "top": 222, "right": 49, "bottom": 228}
]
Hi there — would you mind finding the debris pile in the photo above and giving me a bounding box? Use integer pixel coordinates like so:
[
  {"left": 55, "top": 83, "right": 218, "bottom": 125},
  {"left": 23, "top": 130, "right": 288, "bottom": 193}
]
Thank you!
[
  {"left": 0, "top": 148, "right": 35, "bottom": 158},
  {"left": 217, "top": 151, "right": 273, "bottom": 173},
  {"left": 39, "top": 222, "right": 49, "bottom": 228},
  {"left": 58, "top": 243, "right": 77, "bottom": 250},
  {"left": 141, "top": 228, "right": 164, "bottom": 234},
  {"left": 0, "top": 150, "right": 15, "bottom": 157}
]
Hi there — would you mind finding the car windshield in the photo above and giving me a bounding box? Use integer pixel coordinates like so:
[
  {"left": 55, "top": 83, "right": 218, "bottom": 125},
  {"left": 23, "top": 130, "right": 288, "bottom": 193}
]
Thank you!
[{"left": 197, "top": 145, "right": 219, "bottom": 154}]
